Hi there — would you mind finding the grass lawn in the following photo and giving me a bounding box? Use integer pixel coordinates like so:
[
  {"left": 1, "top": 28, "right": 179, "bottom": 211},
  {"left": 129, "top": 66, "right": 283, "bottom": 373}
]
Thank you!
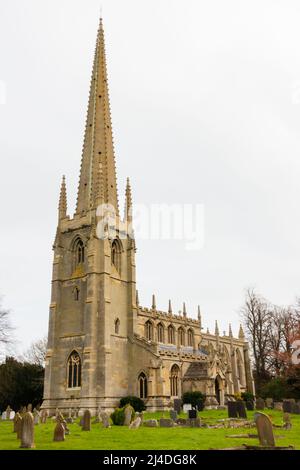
[{"left": 0, "top": 409, "right": 299, "bottom": 450}]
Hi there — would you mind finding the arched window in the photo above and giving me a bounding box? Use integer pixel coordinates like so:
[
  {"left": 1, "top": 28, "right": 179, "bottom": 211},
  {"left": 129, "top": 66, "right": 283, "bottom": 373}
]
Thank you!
[
  {"left": 170, "top": 364, "right": 180, "bottom": 396},
  {"left": 67, "top": 351, "right": 81, "bottom": 388},
  {"left": 138, "top": 372, "right": 147, "bottom": 399},
  {"left": 74, "top": 239, "right": 84, "bottom": 266},
  {"left": 187, "top": 329, "right": 194, "bottom": 347},
  {"left": 111, "top": 239, "right": 122, "bottom": 272},
  {"left": 178, "top": 327, "right": 185, "bottom": 346},
  {"left": 145, "top": 320, "right": 153, "bottom": 341},
  {"left": 236, "top": 349, "right": 245, "bottom": 387},
  {"left": 73, "top": 287, "right": 80, "bottom": 301},
  {"left": 157, "top": 323, "right": 164, "bottom": 343},
  {"left": 168, "top": 325, "right": 175, "bottom": 344},
  {"left": 115, "top": 318, "right": 120, "bottom": 334}
]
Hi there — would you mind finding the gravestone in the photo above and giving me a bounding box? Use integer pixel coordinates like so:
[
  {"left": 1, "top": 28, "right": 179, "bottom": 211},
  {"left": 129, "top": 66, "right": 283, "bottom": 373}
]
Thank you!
[
  {"left": 5, "top": 406, "right": 12, "bottom": 420},
  {"left": 283, "top": 400, "right": 292, "bottom": 413},
  {"left": 291, "top": 403, "right": 300, "bottom": 415},
  {"left": 14, "top": 413, "right": 22, "bottom": 439},
  {"left": 170, "top": 410, "right": 177, "bottom": 421},
  {"left": 236, "top": 401, "right": 247, "bottom": 419},
  {"left": 274, "top": 402, "right": 283, "bottom": 411},
  {"left": 129, "top": 417, "right": 141, "bottom": 429},
  {"left": 283, "top": 413, "right": 292, "bottom": 430},
  {"left": 144, "top": 419, "right": 158, "bottom": 427},
  {"left": 266, "top": 398, "right": 273, "bottom": 409},
  {"left": 246, "top": 401, "right": 254, "bottom": 411},
  {"left": 100, "top": 411, "right": 110, "bottom": 428},
  {"left": 159, "top": 418, "right": 174, "bottom": 428},
  {"left": 82, "top": 410, "right": 91, "bottom": 431},
  {"left": 33, "top": 410, "right": 40, "bottom": 425},
  {"left": 173, "top": 399, "right": 182, "bottom": 414},
  {"left": 255, "top": 398, "right": 265, "bottom": 410},
  {"left": 40, "top": 410, "right": 48, "bottom": 424},
  {"left": 1, "top": 412, "right": 6, "bottom": 420},
  {"left": 187, "top": 417, "right": 201, "bottom": 428},
  {"left": 27, "top": 404, "right": 32, "bottom": 413},
  {"left": 188, "top": 409, "right": 197, "bottom": 419},
  {"left": 176, "top": 418, "right": 187, "bottom": 426},
  {"left": 254, "top": 412, "right": 275, "bottom": 447},
  {"left": 183, "top": 404, "right": 192, "bottom": 412},
  {"left": 53, "top": 422, "right": 65, "bottom": 441},
  {"left": 123, "top": 405, "right": 134, "bottom": 426},
  {"left": 228, "top": 401, "right": 239, "bottom": 418},
  {"left": 20, "top": 412, "right": 35, "bottom": 448}
]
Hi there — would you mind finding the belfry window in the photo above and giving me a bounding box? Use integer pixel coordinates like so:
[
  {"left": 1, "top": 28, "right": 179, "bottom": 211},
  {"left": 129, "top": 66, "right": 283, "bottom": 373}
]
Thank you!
[
  {"left": 187, "top": 329, "right": 194, "bottom": 347},
  {"left": 111, "top": 239, "right": 122, "bottom": 272},
  {"left": 67, "top": 351, "right": 81, "bottom": 388},
  {"left": 157, "top": 323, "right": 164, "bottom": 343},
  {"left": 138, "top": 372, "right": 148, "bottom": 399},
  {"left": 170, "top": 364, "right": 180, "bottom": 397},
  {"left": 178, "top": 327, "right": 185, "bottom": 346},
  {"left": 75, "top": 239, "right": 84, "bottom": 266}
]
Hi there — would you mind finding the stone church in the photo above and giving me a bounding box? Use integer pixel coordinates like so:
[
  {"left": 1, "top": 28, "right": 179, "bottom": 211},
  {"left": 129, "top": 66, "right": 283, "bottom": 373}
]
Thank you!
[{"left": 43, "top": 19, "right": 254, "bottom": 414}]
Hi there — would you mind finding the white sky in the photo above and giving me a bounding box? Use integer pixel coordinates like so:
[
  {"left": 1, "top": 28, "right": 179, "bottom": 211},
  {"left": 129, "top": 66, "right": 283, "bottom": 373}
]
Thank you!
[{"left": 1, "top": 0, "right": 300, "bottom": 354}]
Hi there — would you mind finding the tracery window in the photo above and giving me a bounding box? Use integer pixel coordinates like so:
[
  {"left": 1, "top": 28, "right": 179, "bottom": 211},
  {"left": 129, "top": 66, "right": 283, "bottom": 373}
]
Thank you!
[
  {"left": 178, "top": 327, "right": 185, "bottom": 346},
  {"left": 168, "top": 325, "right": 175, "bottom": 344},
  {"left": 187, "top": 329, "right": 194, "bottom": 347},
  {"left": 67, "top": 351, "right": 81, "bottom": 388},
  {"left": 138, "top": 372, "right": 147, "bottom": 399},
  {"left": 157, "top": 323, "right": 164, "bottom": 343},
  {"left": 170, "top": 364, "right": 180, "bottom": 396}
]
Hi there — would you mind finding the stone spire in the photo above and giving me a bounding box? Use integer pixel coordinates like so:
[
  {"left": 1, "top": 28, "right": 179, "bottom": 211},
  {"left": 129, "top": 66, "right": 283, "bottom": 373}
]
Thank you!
[
  {"left": 238, "top": 324, "right": 245, "bottom": 340},
  {"left": 197, "top": 305, "right": 202, "bottom": 329},
  {"left": 58, "top": 175, "right": 67, "bottom": 221},
  {"left": 229, "top": 323, "right": 233, "bottom": 338},
  {"left": 183, "top": 302, "right": 187, "bottom": 317},
  {"left": 124, "top": 178, "right": 132, "bottom": 220},
  {"left": 152, "top": 294, "right": 156, "bottom": 310},
  {"left": 76, "top": 17, "right": 119, "bottom": 215},
  {"left": 215, "top": 320, "right": 219, "bottom": 336},
  {"left": 168, "top": 300, "right": 172, "bottom": 315}
]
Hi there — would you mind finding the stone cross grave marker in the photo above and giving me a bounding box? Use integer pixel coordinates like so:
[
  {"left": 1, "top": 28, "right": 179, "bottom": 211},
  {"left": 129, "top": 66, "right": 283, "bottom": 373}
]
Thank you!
[
  {"left": 254, "top": 412, "right": 275, "bottom": 447},
  {"left": 20, "top": 412, "right": 35, "bottom": 449}
]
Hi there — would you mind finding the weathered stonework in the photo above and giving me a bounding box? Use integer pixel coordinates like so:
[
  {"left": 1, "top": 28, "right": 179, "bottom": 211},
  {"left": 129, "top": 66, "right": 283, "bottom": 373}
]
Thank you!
[{"left": 42, "top": 18, "right": 254, "bottom": 415}]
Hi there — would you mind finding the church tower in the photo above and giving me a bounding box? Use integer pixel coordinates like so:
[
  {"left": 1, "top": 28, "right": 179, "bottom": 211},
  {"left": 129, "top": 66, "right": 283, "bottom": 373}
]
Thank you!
[{"left": 43, "top": 18, "right": 138, "bottom": 413}]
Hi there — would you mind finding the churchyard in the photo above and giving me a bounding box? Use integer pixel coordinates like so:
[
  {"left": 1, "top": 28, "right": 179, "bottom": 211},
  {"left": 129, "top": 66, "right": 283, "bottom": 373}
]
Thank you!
[{"left": 0, "top": 408, "right": 300, "bottom": 450}]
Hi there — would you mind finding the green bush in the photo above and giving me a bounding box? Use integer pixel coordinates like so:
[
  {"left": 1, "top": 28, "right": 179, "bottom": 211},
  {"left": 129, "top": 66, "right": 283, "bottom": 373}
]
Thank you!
[
  {"left": 110, "top": 407, "right": 125, "bottom": 426},
  {"left": 182, "top": 391, "right": 206, "bottom": 410},
  {"left": 241, "top": 392, "right": 254, "bottom": 402},
  {"left": 119, "top": 396, "right": 146, "bottom": 412},
  {"left": 260, "top": 377, "right": 296, "bottom": 401}
]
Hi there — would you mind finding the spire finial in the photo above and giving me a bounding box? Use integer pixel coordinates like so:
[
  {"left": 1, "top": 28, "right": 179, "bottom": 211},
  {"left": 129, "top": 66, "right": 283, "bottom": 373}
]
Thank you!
[
  {"left": 183, "top": 302, "right": 187, "bottom": 317},
  {"left": 152, "top": 294, "right": 156, "bottom": 310},
  {"left": 238, "top": 324, "right": 245, "bottom": 340},
  {"left": 215, "top": 320, "right": 219, "bottom": 336},
  {"left": 197, "top": 305, "right": 202, "bottom": 328},
  {"left": 229, "top": 323, "right": 233, "bottom": 338},
  {"left": 168, "top": 300, "right": 172, "bottom": 315},
  {"left": 206, "top": 327, "right": 210, "bottom": 334},
  {"left": 124, "top": 177, "right": 132, "bottom": 221},
  {"left": 58, "top": 175, "right": 67, "bottom": 221}
]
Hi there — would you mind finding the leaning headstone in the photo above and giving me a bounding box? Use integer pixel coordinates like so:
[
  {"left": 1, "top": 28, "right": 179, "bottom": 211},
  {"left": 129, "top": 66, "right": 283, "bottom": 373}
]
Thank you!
[
  {"left": 53, "top": 422, "right": 65, "bottom": 442},
  {"left": 20, "top": 412, "right": 35, "bottom": 448},
  {"left": 123, "top": 405, "right": 134, "bottom": 426},
  {"left": 159, "top": 418, "right": 174, "bottom": 428},
  {"left": 100, "top": 411, "right": 110, "bottom": 428},
  {"left": 283, "top": 413, "right": 292, "bottom": 429},
  {"left": 283, "top": 400, "right": 292, "bottom": 413},
  {"left": 255, "top": 398, "right": 265, "bottom": 411},
  {"left": 170, "top": 410, "right": 177, "bottom": 421},
  {"left": 173, "top": 399, "right": 182, "bottom": 414},
  {"left": 228, "top": 401, "right": 239, "bottom": 418},
  {"left": 144, "top": 419, "right": 158, "bottom": 427},
  {"left": 129, "top": 417, "right": 141, "bottom": 429},
  {"left": 57, "top": 412, "right": 70, "bottom": 435},
  {"left": 236, "top": 401, "right": 247, "bottom": 419},
  {"left": 254, "top": 412, "right": 275, "bottom": 447}
]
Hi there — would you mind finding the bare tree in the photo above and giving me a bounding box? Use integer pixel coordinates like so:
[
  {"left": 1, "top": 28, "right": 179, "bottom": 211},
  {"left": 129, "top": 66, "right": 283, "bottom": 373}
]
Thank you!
[
  {"left": 240, "top": 288, "right": 273, "bottom": 386},
  {"left": 22, "top": 336, "right": 48, "bottom": 367},
  {"left": 0, "top": 301, "right": 13, "bottom": 347}
]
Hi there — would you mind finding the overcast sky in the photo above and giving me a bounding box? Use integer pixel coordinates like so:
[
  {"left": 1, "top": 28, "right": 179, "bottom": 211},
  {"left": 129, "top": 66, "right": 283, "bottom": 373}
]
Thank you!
[{"left": 1, "top": 0, "right": 300, "bottom": 354}]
